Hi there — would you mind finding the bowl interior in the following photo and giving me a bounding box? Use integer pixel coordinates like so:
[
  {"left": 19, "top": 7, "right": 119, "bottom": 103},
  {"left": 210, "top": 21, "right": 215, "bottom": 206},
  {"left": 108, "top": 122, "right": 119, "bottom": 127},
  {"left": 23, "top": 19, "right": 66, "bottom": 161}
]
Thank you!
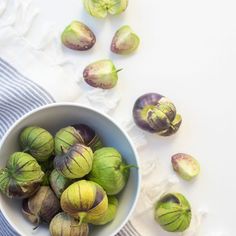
[{"left": 0, "top": 104, "right": 140, "bottom": 236}]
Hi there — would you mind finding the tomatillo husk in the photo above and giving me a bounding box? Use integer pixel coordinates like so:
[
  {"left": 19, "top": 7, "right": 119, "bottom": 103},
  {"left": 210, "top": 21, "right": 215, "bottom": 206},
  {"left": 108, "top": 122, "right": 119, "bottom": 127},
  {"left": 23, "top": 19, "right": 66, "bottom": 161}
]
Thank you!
[
  {"left": 49, "top": 169, "right": 73, "bottom": 198},
  {"left": 83, "top": 0, "right": 128, "bottom": 18},
  {"left": 90, "top": 196, "right": 118, "bottom": 225},
  {"left": 133, "top": 93, "right": 182, "bottom": 136},
  {"left": 54, "top": 126, "right": 84, "bottom": 155},
  {"left": 88, "top": 147, "right": 132, "bottom": 195},
  {"left": 155, "top": 193, "right": 192, "bottom": 232},
  {"left": 22, "top": 186, "right": 60, "bottom": 225},
  {"left": 55, "top": 124, "right": 102, "bottom": 155},
  {"left": 49, "top": 212, "right": 89, "bottom": 236},
  {"left": 0, "top": 152, "right": 44, "bottom": 198},
  {"left": 40, "top": 157, "right": 54, "bottom": 172},
  {"left": 60, "top": 180, "right": 108, "bottom": 224},
  {"left": 54, "top": 143, "right": 93, "bottom": 179},
  {"left": 19, "top": 126, "right": 54, "bottom": 162},
  {"left": 41, "top": 171, "right": 51, "bottom": 186},
  {"left": 72, "top": 124, "right": 103, "bottom": 152},
  {"left": 40, "top": 158, "right": 55, "bottom": 186}
]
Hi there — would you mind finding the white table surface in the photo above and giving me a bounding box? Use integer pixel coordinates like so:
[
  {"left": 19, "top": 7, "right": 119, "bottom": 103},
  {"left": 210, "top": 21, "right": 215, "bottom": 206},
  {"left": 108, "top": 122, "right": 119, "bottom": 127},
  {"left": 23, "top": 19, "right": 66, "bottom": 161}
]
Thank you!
[{"left": 32, "top": 0, "right": 236, "bottom": 234}]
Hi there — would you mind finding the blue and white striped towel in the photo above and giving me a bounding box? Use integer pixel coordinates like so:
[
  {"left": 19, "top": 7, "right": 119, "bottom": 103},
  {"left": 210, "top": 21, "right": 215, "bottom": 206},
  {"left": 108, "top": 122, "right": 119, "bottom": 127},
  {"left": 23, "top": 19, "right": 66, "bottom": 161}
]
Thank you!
[{"left": 0, "top": 57, "right": 140, "bottom": 236}]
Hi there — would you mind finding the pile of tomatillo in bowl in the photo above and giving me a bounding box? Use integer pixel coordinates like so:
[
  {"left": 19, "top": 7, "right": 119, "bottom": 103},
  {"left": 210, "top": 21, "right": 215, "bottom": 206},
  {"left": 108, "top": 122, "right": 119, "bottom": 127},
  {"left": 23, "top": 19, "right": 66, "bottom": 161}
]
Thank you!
[{"left": 0, "top": 124, "right": 135, "bottom": 236}]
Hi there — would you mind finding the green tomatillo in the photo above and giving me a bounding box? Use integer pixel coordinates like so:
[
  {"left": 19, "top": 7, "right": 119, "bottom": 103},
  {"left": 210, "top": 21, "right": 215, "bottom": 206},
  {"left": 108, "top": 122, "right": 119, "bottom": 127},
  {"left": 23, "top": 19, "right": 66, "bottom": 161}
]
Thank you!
[
  {"left": 54, "top": 126, "right": 84, "bottom": 155},
  {"left": 83, "top": 0, "right": 128, "bottom": 18},
  {"left": 155, "top": 193, "right": 192, "bottom": 232},
  {"left": 49, "top": 169, "right": 73, "bottom": 198},
  {"left": 54, "top": 143, "right": 93, "bottom": 179},
  {"left": 88, "top": 147, "right": 132, "bottom": 195},
  {"left": 40, "top": 158, "right": 55, "bottom": 186},
  {"left": 19, "top": 126, "right": 54, "bottom": 162},
  {"left": 0, "top": 152, "right": 44, "bottom": 198},
  {"left": 73, "top": 124, "right": 103, "bottom": 152},
  {"left": 90, "top": 196, "right": 118, "bottom": 225},
  {"left": 60, "top": 180, "right": 108, "bottom": 224},
  {"left": 54, "top": 124, "right": 103, "bottom": 155}
]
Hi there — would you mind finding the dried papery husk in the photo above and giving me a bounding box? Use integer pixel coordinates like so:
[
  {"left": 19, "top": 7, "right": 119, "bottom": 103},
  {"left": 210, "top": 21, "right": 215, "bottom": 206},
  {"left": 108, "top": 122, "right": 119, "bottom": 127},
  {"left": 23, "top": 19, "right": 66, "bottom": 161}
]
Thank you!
[
  {"left": 49, "top": 212, "right": 89, "bottom": 236},
  {"left": 22, "top": 186, "right": 60, "bottom": 226}
]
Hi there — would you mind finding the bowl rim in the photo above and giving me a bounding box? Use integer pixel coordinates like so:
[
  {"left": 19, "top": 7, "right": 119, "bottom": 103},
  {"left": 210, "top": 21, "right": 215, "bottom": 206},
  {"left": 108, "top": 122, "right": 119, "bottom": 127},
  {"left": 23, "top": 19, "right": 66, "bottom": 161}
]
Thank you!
[{"left": 0, "top": 102, "right": 141, "bottom": 236}]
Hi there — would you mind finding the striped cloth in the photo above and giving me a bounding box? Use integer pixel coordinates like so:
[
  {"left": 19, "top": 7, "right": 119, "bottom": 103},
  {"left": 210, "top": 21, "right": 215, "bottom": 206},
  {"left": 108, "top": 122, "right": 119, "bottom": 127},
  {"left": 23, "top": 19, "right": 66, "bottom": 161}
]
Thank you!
[
  {"left": 0, "top": 57, "right": 140, "bottom": 236},
  {"left": 0, "top": 58, "right": 54, "bottom": 236}
]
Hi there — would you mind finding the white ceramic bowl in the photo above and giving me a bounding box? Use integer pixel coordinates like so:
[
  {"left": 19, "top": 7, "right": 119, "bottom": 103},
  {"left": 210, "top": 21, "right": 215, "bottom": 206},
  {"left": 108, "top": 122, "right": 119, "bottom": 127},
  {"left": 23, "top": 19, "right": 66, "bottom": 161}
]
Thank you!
[{"left": 0, "top": 103, "right": 140, "bottom": 236}]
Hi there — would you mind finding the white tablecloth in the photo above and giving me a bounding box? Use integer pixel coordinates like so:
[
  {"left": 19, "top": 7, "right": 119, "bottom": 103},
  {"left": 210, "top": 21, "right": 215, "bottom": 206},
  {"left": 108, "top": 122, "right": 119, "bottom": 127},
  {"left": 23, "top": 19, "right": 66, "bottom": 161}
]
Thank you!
[{"left": 0, "top": 0, "right": 233, "bottom": 235}]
